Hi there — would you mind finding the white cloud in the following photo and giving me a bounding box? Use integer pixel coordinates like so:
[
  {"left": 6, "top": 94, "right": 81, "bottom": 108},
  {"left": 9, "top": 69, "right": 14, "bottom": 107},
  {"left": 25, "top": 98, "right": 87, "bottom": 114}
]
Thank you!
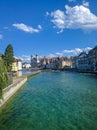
[
  {"left": 50, "top": 5, "right": 97, "bottom": 32},
  {"left": 48, "top": 47, "right": 92, "bottom": 57},
  {"left": 51, "top": 10, "right": 65, "bottom": 30},
  {"left": 48, "top": 53, "right": 56, "bottom": 58},
  {"left": 62, "top": 47, "right": 92, "bottom": 55},
  {"left": 15, "top": 55, "right": 31, "bottom": 62},
  {"left": 84, "top": 47, "right": 92, "bottom": 53},
  {"left": 0, "top": 34, "right": 3, "bottom": 39},
  {"left": 83, "top": 0, "right": 89, "bottom": 7},
  {"left": 63, "top": 48, "right": 83, "bottom": 55},
  {"left": 13, "top": 23, "right": 42, "bottom": 33},
  {"left": 55, "top": 52, "right": 63, "bottom": 56},
  {"left": 21, "top": 55, "right": 31, "bottom": 61}
]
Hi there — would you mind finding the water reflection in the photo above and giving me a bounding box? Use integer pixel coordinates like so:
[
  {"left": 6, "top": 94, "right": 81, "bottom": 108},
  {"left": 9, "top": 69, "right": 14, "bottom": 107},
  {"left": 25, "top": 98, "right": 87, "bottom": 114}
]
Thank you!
[{"left": 15, "top": 69, "right": 35, "bottom": 77}]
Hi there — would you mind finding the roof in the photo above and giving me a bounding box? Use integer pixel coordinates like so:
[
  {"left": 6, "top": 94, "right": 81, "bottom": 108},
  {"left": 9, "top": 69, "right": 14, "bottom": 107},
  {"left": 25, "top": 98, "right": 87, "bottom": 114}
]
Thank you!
[
  {"left": 88, "top": 46, "right": 97, "bottom": 55},
  {"left": 78, "top": 52, "right": 87, "bottom": 57},
  {"left": 14, "top": 58, "right": 22, "bottom": 62}
]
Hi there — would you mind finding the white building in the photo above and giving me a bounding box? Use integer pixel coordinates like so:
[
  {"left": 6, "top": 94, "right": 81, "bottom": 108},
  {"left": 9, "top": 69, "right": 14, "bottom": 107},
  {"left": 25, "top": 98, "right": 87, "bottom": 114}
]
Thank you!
[
  {"left": 17, "top": 59, "right": 22, "bottom": 71},
  {"left": 22, "top": 62, "right": 31, "bottom": 69},
  {"left": 12, "top": 58, "right": 22, "bottom": 72}
]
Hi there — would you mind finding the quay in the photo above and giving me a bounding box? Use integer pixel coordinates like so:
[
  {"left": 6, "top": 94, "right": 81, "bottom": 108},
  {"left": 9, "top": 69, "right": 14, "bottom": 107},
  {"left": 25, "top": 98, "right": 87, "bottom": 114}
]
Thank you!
[
  {"left": 25, "top": 70, "right": 41, "bottom": 78},
  {"left": 0, "top": 70, "right": 41, "bottom": 108}
]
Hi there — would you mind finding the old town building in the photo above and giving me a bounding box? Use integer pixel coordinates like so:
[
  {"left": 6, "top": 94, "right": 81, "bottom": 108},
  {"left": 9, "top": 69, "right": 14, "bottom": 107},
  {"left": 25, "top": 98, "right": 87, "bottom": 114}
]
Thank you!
[{"left": 71, "top": 46, "right": 97, "bottom": 72}]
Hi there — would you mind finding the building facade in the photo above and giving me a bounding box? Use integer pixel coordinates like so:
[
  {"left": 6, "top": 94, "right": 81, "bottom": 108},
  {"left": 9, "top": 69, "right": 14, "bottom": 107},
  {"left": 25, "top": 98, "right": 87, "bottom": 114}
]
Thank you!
[
  {"left": 31, "top": 54, "right": 40, "bottom": 68},
  {"left": 71, "top": 46, "right": 97, "bottom": 72},
  {"left": 12, "top": 58, "right": 22, "bottom": 72}
]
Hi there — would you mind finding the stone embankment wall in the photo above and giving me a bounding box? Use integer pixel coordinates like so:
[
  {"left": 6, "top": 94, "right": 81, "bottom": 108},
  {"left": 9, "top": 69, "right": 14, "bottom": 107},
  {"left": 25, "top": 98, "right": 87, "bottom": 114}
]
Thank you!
[
  {"left": 26, "top": 70, "right": 41, "bottom": 77},
  {"left": 0, "top": 70, "right": 41, "bottom": 108},
  {"left": 0, "top": 77, "right": 27, "bottom": 108}
]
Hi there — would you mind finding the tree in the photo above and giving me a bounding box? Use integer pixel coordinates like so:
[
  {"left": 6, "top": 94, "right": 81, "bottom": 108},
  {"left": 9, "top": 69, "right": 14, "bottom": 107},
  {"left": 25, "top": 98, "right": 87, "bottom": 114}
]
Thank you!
[
  {"left": 0, "top": 58, "right": 8, "bottom": 99},
  {"left": 4, "top": 44, "right": 14, "bottom": 72}
]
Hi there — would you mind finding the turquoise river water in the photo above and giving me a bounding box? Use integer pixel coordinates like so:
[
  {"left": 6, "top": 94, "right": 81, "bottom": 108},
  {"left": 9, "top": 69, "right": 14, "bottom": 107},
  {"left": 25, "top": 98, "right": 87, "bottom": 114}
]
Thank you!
[{"left": 0, "top": 71, "right": 97, "bottom": 130}]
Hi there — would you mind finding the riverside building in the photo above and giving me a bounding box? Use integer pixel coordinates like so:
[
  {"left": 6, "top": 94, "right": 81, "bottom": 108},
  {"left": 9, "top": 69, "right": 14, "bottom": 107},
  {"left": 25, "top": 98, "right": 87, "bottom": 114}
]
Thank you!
[{"left": 72, "top": 46, "right": 97, "bottom": 73}]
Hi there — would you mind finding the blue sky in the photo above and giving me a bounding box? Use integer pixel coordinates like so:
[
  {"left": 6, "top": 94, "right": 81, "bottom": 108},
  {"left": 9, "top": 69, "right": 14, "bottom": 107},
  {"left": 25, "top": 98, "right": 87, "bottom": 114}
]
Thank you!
[{"left": 0, "top": 0, "right": 97, "bottom": 61}]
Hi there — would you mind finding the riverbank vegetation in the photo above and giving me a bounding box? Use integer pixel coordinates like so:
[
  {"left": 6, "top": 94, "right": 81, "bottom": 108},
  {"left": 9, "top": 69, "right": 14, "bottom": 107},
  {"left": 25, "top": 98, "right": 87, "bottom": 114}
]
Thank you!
[
  {"left": 0, "top": 44, "right": 14, "bottom": 99},
  {"left": 0, "top": 59, "right": 8, "bottom": 99},
  {"left": 4, "top": 44, "right": 14, "bottom": 72}
]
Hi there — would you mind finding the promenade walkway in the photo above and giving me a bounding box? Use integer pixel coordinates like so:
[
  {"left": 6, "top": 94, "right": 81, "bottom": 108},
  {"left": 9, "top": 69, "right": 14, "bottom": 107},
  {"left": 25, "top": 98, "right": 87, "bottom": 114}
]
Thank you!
[{"left": 0, "top": 70, "right": 41, "bottom": 108}]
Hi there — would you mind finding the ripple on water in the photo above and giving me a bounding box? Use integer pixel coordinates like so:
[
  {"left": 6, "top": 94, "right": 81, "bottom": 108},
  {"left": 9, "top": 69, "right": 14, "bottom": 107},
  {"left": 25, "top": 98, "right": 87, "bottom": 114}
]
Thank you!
[{"left": 0, "top": 72, "right": 97, "bottom": 130}]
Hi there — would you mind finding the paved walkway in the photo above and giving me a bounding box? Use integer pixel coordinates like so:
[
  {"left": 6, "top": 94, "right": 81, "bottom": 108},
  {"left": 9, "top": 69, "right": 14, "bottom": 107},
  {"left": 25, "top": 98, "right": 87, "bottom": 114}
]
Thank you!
[{"left": 0, "top": 76, "right": 27, "bottom": 108}]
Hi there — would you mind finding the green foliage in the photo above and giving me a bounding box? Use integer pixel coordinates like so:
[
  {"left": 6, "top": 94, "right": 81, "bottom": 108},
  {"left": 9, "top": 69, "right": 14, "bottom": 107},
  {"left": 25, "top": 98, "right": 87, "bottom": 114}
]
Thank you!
[
  {"left": 0, "top": 59, "right": 8, "bottom": 99},
  {"left": 4, "top": 44, "right": 14, "bottom": 72}
]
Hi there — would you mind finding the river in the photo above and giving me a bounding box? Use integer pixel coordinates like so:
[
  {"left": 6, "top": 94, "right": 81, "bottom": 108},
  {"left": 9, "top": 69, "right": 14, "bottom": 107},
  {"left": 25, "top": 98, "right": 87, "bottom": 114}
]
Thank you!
[{"left": 0, "top": 71, "right": 97, "bottom": 130}]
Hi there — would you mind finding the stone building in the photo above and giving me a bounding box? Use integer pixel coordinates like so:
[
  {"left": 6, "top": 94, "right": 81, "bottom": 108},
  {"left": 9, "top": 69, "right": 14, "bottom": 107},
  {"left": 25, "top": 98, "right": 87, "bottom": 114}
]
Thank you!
[
  {"left": 76, "top": 52, "right": 88, "bottom": 71},
  {"left": 71, "top": 46, "right": 97, "bottom": 72},
  {"left": 88, "top": 46, "right": 97, "bottom": 71},
  {"left": 31, "top": 54, "right": 40, "bottom": 68}
]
